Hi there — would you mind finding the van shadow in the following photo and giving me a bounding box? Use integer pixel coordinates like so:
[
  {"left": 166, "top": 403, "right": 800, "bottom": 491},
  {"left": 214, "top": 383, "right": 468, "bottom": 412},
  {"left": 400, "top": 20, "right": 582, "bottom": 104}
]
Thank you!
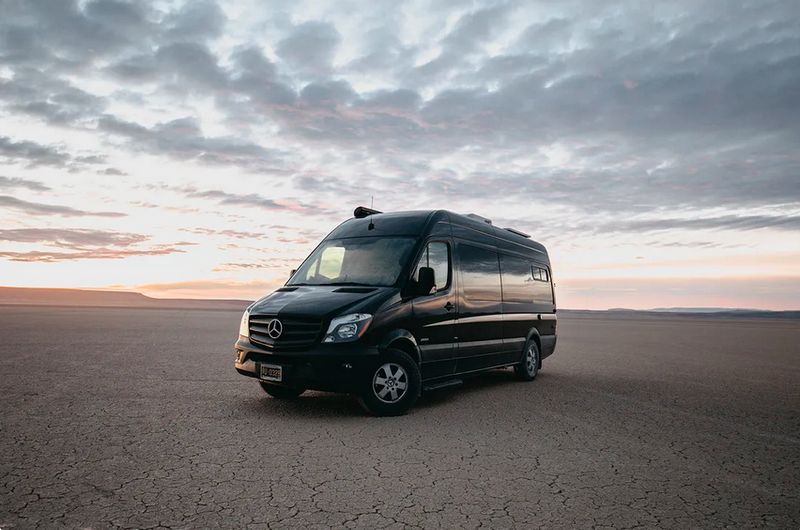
[
  {"left": 239, "top": 368, "right": 543, "bottom": 419},
  {"left": 415, "top": 368, "right": 522, "bottom": 409}
]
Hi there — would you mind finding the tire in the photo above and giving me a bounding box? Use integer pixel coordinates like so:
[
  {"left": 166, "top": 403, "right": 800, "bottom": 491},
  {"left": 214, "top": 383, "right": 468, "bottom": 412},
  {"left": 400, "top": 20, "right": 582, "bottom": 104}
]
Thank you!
[
  {"left": 514, "top": 339, "right": 540, "bottom": 381},
  {"left": 357, "top": 349, "right": 421, "bottom": 416},
  {"left": 259, "top": 382, "right": 306, "bottom": 399}
]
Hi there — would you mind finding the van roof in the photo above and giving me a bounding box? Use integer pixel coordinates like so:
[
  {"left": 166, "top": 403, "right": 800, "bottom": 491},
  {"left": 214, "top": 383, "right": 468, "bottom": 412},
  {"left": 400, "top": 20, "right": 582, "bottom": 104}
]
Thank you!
[{"left": 326, "top": 209, "right": 550, "bottom": 265}]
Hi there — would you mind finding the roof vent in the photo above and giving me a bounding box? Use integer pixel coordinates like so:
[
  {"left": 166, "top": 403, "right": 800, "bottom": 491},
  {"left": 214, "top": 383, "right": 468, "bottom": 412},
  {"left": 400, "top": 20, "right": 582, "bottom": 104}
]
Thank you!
[
  {"left": 466, "top": 213, "right": 493, "bottom": 225},
  {"left": 504, "top": 227, "right": 531, "bottom": 238},
  {"left": 354, "top": 206, "right": 383, "bottom": 218}
]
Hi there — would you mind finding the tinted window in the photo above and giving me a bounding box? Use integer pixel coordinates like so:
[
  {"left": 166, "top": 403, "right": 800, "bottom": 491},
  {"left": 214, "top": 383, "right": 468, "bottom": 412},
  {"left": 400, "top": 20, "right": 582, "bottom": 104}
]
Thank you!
[
  {"left": 412, "top": 242, "right": 451, "bottom": 293},
  {"left": 500, "top": 254, "right": 534, "bottom": 303},
  {"left": 538, "top": 267, "right": 550, "bottom": 283},
  {"left": 289, "top": 237, "right": 416, "bottom": 287},
  {"left": 531, "top": 264, "right": 553, "bottom": 304},
  {"left": 459, "top": 244, "right": 501, "bottom": 301}
]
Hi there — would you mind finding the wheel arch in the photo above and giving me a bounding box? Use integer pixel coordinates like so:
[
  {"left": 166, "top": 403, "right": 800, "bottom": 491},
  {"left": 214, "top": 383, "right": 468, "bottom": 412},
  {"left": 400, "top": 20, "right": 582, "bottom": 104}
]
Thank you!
[
  {"left": 525, "top": 328, "right": 542, "bottom": 368},
  {"left": 378, "top": 329, "right": 421, "bottom": 364}
]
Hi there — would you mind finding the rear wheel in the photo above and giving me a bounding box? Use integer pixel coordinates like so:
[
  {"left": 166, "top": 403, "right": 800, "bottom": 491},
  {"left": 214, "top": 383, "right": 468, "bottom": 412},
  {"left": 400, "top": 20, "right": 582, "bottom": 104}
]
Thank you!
[
  {"left": 259, "top": 382, "right": 305, "bottom": 399},
  {"left": 358, "top": 349, "right": 421, "bottom": 416},
  {"left": 514, "top": 340, "right": 539, "bottom": 381}
]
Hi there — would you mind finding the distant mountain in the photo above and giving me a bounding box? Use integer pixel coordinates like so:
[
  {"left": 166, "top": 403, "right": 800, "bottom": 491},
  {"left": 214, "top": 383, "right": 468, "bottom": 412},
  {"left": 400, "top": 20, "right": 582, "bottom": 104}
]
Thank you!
[
  {"left": 0, "top": 287, "right": 250, "bottom": 310},
  {"left": 649, "top": 307, "right": 767, "bottom": 313},
  {"left": 564, "top": 307, "right": 800, "bottom": 319}
]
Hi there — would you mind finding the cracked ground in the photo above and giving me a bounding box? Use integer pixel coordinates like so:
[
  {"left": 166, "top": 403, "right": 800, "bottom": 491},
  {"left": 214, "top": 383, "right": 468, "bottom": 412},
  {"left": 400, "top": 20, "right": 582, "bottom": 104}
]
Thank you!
[{"left": 1, "top": 306, "right": 799, "bottom": 529}]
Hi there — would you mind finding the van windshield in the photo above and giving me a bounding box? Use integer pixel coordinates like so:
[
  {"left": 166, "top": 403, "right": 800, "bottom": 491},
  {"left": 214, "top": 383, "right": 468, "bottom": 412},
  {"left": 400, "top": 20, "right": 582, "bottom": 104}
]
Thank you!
[{"left": 288, "top": 237, "right": 416, "bottom": 287}]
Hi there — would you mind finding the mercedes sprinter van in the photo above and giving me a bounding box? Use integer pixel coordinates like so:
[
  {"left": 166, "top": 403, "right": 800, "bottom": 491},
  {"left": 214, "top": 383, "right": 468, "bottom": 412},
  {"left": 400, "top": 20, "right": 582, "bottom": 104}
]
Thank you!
[{"left": 234, "top": 207, "right": 557, "bottom": 416}]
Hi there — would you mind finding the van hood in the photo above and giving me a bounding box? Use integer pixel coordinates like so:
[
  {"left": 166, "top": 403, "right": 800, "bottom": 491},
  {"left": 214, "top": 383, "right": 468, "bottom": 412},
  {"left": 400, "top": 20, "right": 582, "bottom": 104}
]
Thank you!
[{"left": 249, "top": 285, "right": 395, "bottom": 320}]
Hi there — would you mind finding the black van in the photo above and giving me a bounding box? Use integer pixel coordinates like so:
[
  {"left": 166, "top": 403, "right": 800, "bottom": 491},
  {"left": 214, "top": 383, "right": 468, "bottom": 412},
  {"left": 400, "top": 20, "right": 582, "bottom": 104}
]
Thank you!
[{"left": 234, "top": 207, "right": 557, "bottom": 416}]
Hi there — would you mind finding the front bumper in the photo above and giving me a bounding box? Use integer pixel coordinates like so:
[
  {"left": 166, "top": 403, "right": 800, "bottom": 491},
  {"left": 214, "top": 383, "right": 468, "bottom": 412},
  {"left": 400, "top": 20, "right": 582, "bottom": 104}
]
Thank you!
[{"left": 233, "top": 337, "right": 379, "bottom": 392}]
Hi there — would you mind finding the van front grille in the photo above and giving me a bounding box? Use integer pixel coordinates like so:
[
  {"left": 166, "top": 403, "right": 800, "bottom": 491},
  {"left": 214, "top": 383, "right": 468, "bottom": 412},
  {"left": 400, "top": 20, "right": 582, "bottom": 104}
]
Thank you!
[{"left": 249, "top": 315, "right": 323, "bottom": 351}]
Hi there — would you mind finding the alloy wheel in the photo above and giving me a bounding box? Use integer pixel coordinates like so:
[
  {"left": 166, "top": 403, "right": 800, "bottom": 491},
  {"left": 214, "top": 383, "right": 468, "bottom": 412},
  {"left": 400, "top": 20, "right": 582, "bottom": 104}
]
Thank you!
[
  {"left": 372, "top": 362, "right": 409, "bottom": 403},
  {"left": 526, "top": 344, "right": 538, "bottom": 375}
]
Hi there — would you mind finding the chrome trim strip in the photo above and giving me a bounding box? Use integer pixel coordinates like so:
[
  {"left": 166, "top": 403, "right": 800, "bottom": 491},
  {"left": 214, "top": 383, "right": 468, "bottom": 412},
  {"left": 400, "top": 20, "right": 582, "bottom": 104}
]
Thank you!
[
  {"left": 424, "top": 320, "right": 458, "bottom": 328},
  {"left": 424, "top": 313, "right": 556, "bottom": 327},
  {"left": 456, "top": 315, "right": 504, "bottom": 324},
  {"left": 456, "top": 338, "right": 505, "bottom": 347},
  {"left": 503, "top": 313, "right": 540, "bottom": 321},
  {"left": 419, "top": 343, "right": 454, "bottom": 352}
]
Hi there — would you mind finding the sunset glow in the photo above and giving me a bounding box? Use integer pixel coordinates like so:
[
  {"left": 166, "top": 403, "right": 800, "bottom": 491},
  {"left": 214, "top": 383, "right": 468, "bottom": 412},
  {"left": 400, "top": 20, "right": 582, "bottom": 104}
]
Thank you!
[{"left": 1, "top": 0, "right": 798, "bottom": 310}]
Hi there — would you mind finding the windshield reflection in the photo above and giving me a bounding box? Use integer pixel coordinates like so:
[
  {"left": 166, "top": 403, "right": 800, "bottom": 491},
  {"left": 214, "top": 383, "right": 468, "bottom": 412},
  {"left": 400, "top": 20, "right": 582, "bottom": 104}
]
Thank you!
[{"left": 288, "top": 237, "right": 416, "bottom": 287}]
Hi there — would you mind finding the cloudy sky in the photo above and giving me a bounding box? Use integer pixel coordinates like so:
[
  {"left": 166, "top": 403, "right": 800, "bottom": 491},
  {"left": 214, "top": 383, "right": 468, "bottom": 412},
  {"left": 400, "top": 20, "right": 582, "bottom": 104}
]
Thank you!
[{"left": 1, "top": 0, "right": 798, "bottom": 309}]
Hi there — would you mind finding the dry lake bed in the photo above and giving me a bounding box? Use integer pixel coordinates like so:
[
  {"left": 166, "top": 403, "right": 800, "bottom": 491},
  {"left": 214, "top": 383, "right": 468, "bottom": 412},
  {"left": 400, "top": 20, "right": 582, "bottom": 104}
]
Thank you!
[{"left": 1, "top": 306, "right": 798, "bottom": 529}]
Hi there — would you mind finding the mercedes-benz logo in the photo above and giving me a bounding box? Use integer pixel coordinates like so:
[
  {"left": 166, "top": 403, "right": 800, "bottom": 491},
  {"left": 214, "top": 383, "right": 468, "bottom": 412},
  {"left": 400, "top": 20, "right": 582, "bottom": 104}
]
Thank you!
[{"left": 267, "top": 319, "right": 283, "bottom": 339}]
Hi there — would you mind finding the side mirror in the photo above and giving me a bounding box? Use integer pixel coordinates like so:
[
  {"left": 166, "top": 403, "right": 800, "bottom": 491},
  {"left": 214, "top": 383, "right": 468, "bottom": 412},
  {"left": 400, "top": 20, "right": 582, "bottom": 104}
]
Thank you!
[
  {"left": 416, "top": 267, "right": 435, "bottom": 296},
  {"left": 289, "top": 269, "right": 297, "bottom": 279}
]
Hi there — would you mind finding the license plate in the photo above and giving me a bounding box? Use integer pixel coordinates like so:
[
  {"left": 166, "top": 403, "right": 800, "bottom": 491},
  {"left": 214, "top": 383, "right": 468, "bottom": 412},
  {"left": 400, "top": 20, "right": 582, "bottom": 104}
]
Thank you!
[{"left": 260, "top": 363, "right": 282, "bottom": 382}]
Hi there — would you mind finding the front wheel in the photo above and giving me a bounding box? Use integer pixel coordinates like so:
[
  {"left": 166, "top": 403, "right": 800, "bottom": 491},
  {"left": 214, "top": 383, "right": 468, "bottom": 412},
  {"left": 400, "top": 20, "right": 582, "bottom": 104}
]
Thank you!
[
  {"left": 358, "top": 349, "right": 421, "bottom": 416},
  {"left": 259, "top": 382, "right": 306, "bottom": 399},
  {"left": 514, "top": 340, "right": 539, "bottom": 381}
]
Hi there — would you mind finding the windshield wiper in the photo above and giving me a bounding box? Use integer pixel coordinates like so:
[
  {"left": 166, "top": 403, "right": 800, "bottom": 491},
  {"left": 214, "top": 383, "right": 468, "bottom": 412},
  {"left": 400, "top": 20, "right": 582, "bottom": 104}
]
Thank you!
[{"left": 324, "top": 281, "right": 375, "bottom": 286}]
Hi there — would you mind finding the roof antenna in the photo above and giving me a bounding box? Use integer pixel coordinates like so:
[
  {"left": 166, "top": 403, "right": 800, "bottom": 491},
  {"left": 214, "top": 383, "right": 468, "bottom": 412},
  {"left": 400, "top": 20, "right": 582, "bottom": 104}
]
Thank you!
[{"left": 368, "top": 196, "right": 375, "bottom": 230}]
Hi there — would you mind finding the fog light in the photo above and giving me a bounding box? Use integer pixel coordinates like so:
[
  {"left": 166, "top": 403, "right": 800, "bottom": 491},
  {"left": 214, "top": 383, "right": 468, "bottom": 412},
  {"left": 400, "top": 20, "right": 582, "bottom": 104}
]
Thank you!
[{"left": 342, "top": 363, "right": 353, "bottom": 369}]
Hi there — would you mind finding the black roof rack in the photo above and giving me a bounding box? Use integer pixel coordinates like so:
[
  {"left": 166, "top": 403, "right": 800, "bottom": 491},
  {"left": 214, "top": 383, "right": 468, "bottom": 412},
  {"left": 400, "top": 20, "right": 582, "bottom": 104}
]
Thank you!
[{"left": 354, "top": 206, "right": 383, "bottom": 218}]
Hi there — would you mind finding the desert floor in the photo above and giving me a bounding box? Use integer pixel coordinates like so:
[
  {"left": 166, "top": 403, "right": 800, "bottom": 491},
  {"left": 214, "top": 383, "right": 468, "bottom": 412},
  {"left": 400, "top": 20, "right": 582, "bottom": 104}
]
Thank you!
[{"left": 1, "top": 306, "right": 798, "bottom": 529}]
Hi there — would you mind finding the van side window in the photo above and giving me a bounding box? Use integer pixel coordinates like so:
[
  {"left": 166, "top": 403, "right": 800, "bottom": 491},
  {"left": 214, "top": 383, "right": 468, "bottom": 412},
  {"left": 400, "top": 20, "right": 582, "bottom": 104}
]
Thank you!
[
  {"left": 531, "top": 266, "right": 550, "bottom": 283},
  {"left": 531, "top": 265, "right": 554, "bottom": 304},
  {"left": 412, "top": 242, "right": 450, "bottom": 293},
  {"left": 459, "top": 244, "right": 501, "bottom": 301},
  {"left": 500, "top": 254, "right": 535, "bottom": 303}
]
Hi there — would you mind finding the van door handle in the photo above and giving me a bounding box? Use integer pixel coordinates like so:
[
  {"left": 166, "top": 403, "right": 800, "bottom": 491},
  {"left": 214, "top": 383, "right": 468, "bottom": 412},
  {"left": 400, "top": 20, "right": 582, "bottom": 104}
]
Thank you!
[{"left": 444, "top": 301, "right": 454, "bottom": 311}]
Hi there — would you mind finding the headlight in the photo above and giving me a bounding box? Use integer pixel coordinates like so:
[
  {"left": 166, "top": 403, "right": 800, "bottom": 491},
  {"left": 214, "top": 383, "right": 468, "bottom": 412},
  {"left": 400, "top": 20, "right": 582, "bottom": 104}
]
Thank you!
[
  {"left": 239, "top": 308, "right": 250, "bottom": 338},
  {"left": 323, "top": 313, "right": 372, "bottom": 343}
]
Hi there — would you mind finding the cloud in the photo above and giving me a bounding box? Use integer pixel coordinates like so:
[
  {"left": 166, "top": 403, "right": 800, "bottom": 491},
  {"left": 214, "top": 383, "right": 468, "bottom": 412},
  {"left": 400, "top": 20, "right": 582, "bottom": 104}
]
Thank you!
[
  {"left": 96, "top": 116, "right": 285, "bottom": 171},
  {"left": 0, "top": 228, "right": 148, "bottom": 248},
  {"left": 164, "top": 0, "right": 227, "bottom": 42},
  {"left": 97, "top": 167, "right": 128, "bottom": 176},
  {"left": 0, "top": 226, "right": 193, "bottom": 263},
  {"left": 276, "top": 21, "right": 340, "bottom": 77},
  {"left": 3, "top": 1, "right": 792, "bottom": 216},
  {"left": 0, "top": 176, "right": 50, "bottom": 191},
  {"left": 0, "top": 136, "right": 70, "bottom": 167},
  {"left": 0, "top": 0, "right": 152, "bottom": 67},
  {"left": 177, "top": 187, "right": 330, "bottom": 215},
  {"left": 135, "top": 279, "right": 284, "bottom": 300},
  {"left": 180, "top": 228, "right": 267, "bottom": 240},
  {"left": 0, "top": 246, "right": 187, "bottom": 263},
  {"left": 599, "top": 214, "right": 800, "bottom": 233},
  {"left": 0, "top": 134, "right": 109, "bottom": 172},
  {"left": 0, "top": 195, "right": 126, "bottom": 217},
  {"left": 0, "top": 0, "right": 798, "bottom": 299},
  {"left": 213, "top": 258, "right": 299, "bottom": 272}
]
